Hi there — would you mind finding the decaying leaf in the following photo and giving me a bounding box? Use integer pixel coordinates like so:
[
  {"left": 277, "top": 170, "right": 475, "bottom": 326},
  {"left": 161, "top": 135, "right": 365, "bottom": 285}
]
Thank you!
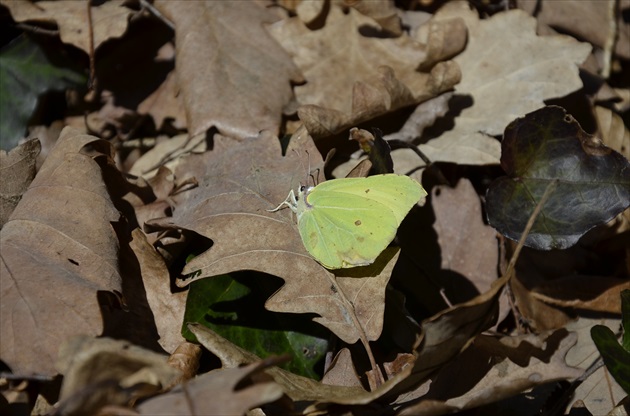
[
  {"left": 414, "top": 2, "right": 591, "bottom": 165},
  {"left": 0, "top": 0, "right": 136, "bottom": 54},
  {"left": 390, "top": 274, "right": 510, "bottom": 405},
  {"left": 130, "top": 228, "right": 187, "bottom": 354},
  {"left": 0, "top": 127, "right": 122, "bottom": 375},
  {"left": 188, "top": 323, "right": 371, "bottom": 405},
  {"left": 530, "top": 276, "right": 630, "bottom": 314},
  {"left": 321, "top": 348, "right": 363, "bottom": 388},
  {"left": 595, "top": 105, "right": 630, "bottom": 160},
  {"left": 266, "top": 248, "right": 400, "bottom": 344},
  {"left": 0, "top": 138, "right": 40, "bottom": 228},
  {"left": 398, "top": 330, "right": 582, "bottom": 414},
  {"left": 167, "top": 342, "right": 201, "bottom": 384},
  {"left": 269, "top": 4, "right": 461, "bottom": 138},
  {"left": 55, "top": 335, "right": 181, "bottom": 415},
  {"left": 486, "top": 106, "right": 630, "bottom": 250},
  {"left": 128, "top": 134, "right": 206, "bottom": 180},
  {"left": 431, "top": 178, "right": 500, "bottom": 306},
  {"left": 137, "top": 359, "right": 283, "bottom": 415},
  {"left": 517, "top": 0, "right": 630, "bottom": 60},
  {"left": 137, "top": 70, "right": 187, "bottom": 132},
  {"left": 153, "top": 1, "right": 303, "bottom": 139},
  {"left": 151, "top": 130, "right": 320, "bottom": 283}
]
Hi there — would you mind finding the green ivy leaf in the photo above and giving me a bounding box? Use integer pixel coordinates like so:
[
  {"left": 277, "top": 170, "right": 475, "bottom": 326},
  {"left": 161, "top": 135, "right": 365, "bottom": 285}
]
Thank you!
[
  {"left": 591, "top": 327, "right": 630, "bottom": 394},
  {"left": 622, "top": 290, "right": 630, "bottom": 352},
  {"left": 590, "top": 289, "right": 630, "bottom": 394},
  {"left": 486, "top": 106, "right": 630, "bottom": 250},
  {"left": 182, "top": 272, "right": 328, "bottom": 380},
  {"left": 0, "top": 35, "right": 86, "bottom": 151}
]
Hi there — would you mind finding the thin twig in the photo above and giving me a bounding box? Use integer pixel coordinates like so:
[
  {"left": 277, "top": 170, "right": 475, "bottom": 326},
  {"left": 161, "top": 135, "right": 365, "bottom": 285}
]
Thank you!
[
  {"left": 504, "top": 179, "right": 558, "bottom": 280},
  {"left": 140, "top": 0, "right": 175, "bottom": 30},
  {"left": 504, "top": 179, "right": 558, "bottom": 333},
  {"left": 14, "top": 23, "right": 59, "bottom": 37},
  {"left": 601, "top": 0, "right": 619, "bottom": 79},
  {"left": 85, "top": 0, "right": 97, "bottom": 102}
]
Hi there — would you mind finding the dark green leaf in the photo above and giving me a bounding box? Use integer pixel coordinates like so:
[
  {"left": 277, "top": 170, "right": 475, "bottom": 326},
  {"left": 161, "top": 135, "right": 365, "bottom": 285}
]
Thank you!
[
  {"left": 0, "top": 35, "right": 86, "bottom": 151},
  {"left": 591, "top": 325, "right": 630, "bottom": 394},
  {"left": 622, "top": 289, "right": 630, "bottom": 352},
  {"left": 182, "top": 272, "right": 328, "bottom": 379},
  {"left": 486, "top": 106, "right": 630, "bottom": 250}
]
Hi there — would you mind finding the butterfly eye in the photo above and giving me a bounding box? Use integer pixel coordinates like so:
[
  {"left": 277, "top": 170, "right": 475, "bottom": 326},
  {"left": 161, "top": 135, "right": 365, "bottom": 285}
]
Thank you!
[{"left": 299, "top": 185, "right": 308, "bottom": 192}]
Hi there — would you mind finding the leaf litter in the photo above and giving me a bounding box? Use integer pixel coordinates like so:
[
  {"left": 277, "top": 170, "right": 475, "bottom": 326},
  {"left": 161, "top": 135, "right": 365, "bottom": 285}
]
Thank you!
[{"left": 0, "top": 1, "right": 629, "bottom": 415}]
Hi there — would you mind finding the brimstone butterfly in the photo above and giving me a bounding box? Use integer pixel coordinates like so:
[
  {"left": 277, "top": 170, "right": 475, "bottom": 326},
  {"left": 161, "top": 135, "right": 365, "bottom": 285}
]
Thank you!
[{"left": 271, "top": 174, "right": 427, "bottom": 269}]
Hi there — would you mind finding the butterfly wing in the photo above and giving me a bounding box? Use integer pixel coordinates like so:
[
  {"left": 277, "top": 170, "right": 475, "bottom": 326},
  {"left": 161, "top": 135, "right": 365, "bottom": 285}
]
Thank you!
[
  {"left": 312, "top": 175, "right": 426, "bottom": 224},
  {"left": 298, "top": 189, "right": 399, "bottom": 269}
]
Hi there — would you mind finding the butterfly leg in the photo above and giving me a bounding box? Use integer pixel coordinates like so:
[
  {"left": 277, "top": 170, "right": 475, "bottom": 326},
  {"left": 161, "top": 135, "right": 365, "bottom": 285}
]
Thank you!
[{"left": 268, "top": 189, "right": 298, "bottom": 213}]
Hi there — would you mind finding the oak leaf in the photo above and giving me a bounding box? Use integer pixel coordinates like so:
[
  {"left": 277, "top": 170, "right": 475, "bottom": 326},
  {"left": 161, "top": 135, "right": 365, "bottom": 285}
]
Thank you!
[
  {"left": 0, "top": 0, "right": 135, "bottom": 54},
  {"left": 0, "top": 127, "right": 121, "bottom": 375},
  {"left": 414, "top": 2, "right": 591, "bottom": 165},
  {"left": 153, "top": 1, "right": 303, "bottom": 139}
]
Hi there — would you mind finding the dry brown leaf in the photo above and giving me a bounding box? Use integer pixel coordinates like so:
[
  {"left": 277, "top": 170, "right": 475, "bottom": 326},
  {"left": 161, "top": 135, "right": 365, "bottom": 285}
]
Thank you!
[
  {"left": 383, "top": 92, "right": 452, "bottom": 144},
  {"left": 167, "top": 342, "right": 201, "bottom": 383},
  {"left": 153, "top": 130, "right": 320, "bottom": 284},
  {"left": 517, "top": 0, "right": 630, "bottom": 60},
  {"left": 595, "top": 105, "right": 630, "bottom": 160},
  {"left": 137, "top": 360, "right": 284, "bottom": 415},
  {"left": 415, "top": 2, "right": 591, "bottom": 165},
  {"left": 137, "top": 70, "right": 187, "bottom": 132},
  {"left": 0, "top": 138, "right": 40, "bottom": 228},
  {"left": 294, "top": 0, "right": 326, "bottom": 25},
  {"left": 530, "top": 276, "right": 630, "bottom": 314},
  {"left": 431, "top": 179, "right": 500, "bottom": 305},
  {"left": 188, "top": 323, "right": 369, "bottom": 403},
  {"left": 154, "top": 1, "right": 302, "bottom": 139},
  {"left": 189, "top": 323, "right": 415, "bottom": 411},
  {"left": 130, "top": 229, "right": 186, "bottom": 353},
  {"left": 321, "top": 348, "right": 363, "bottom": 388},
  {"left": 346, "top": 0, "right": 403, "bottom": 36},
  {"left": 398, "top": 330, "right": 583, "bottom": 414},
  {"left": 414, "top": 16, "right": 468, "bottom": 70},
  {"left": 269, "top": 5, "right": 461, "bottom": 138},
  {"left": 23, "top": 121, "right": 64, "bottom": 170},
  {"left": 128, "top": 134, "right": 206, "bottom": 179},
  {"left": 390, "top": 274, "right": 509, "bottom": 404},
  {"left": 1, "top": 0, "right": 135, "bottom": 54},
  {"left": 55, "top": 335, "right": 181, "bottom": 415},
  {"left": 511, "top": 213, "right": 630, "bottom": 330},
  {"left": 268, "top": 248, "right": 400, "bottom": 344},
  {"left": 0, "top": 127, "right": 122, "bottom": 376},
  {"left": 510, "top": 270, "right": 573, "bottom": 331},
  {"left": 123, "top": 168, "right": 178, "bottom": 247}
]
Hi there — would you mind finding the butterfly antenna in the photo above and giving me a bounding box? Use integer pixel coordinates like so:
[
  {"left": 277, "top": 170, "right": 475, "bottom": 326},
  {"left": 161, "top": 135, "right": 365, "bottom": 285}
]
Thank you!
[
  {"left": 292, "top": 148, "right": 308, "bottom": 185},
  {"left": 294, "top": 148, "right": 318, "bottom": 186},
  {"left": 304, "top": 149, "right": 311, "bottom": 185},
  {"left": 310, "top": 168, "right": 321, "bottom": 186}
]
